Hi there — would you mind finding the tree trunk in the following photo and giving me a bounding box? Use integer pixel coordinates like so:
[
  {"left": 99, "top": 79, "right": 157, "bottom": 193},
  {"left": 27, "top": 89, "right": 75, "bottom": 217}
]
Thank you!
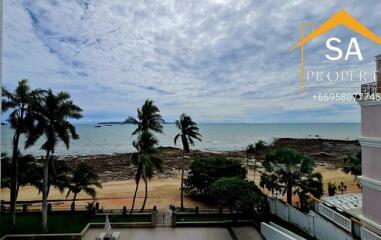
[
  {"left": 42, "top": 151, "right": 50, "bottom": 233},
  {"left": 286, "top": 184, "right": 293, "bottom": 205},
  {"left": 71, "top": 193, "right": 77, "bottom": 212},
  {"left": 180, "top": 167, "right": 185, "bottom": 210},
  {"left": 130, "top": 178, "right": 140, "bottom": 214},
  {"left": 300, "top": 194, "right": 305, "bottom": 210},
  {"left": 180, "top": 150, "right": 185, "bottom": 210},
  {"left": 246, "top": 153, "right": 249, "bottom": 172},
  {"left": 253, "top": 159, "right": 256, "bottom": 181},
  {"left": 140, "top": 167, "right": 148, "bottom": 212},
  {"left": 10, "top": 130, "right": 21, "bottom": 228}
]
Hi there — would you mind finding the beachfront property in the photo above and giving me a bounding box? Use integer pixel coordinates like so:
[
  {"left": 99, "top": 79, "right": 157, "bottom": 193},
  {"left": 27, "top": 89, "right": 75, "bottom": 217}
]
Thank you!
[
  {"left": 295, "top": 55, "right": 381, "bottom": 240},
  {"left": 2, "top": 1, "right": 381, "bottom": 240}
]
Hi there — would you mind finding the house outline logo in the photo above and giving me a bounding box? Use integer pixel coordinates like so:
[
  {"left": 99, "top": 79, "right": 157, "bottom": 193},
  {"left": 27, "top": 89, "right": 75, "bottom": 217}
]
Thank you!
[{"left": 291, "top": 9, "right": 381, "bottom": 93}]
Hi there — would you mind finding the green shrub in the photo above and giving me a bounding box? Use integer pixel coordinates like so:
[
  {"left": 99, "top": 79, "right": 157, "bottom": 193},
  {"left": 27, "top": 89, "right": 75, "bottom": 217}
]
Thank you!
[
  {"left": 184, "top": 156, "right": 246, "bottom": 197},
  {"left": 210, "top": 177, "right": 269, "bottom": 219}
]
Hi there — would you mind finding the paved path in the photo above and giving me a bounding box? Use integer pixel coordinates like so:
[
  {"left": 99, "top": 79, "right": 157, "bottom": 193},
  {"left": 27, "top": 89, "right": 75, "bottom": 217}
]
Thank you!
[
  {"left": 83, "top": 227, "right": 263, "bottom": 240},
  {"left": 83, "top": 227, "right": 233, "bottom": 240},
  {"left": 155, "top": 207, "right": 173, "bottom": 227}
]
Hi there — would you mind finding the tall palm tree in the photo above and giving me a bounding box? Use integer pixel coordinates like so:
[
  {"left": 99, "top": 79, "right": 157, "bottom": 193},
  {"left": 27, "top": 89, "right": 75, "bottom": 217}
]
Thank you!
[
  {"left": 129, "top": 99, "right": 163, "bottom": 213},
  {"left": 174, "top": 113, "right": 202, "bottom": 210},
  {"left": 66, "top": 162, "right": 102, "bottom": 211},
  {"left": 130, "top": 131, "right": 162, "bottom": 213},
  {"left": 25, "top": 89, "right": 82, "bottom": 232},
  {"left": 131, "top": 99, "right": 163, "bottom": 135},
  {"left": 1, "top": 80, "right": 44, "bottom": 227},
  {"left": 261, "top": 148, "right": 314, "bottom": 204}
]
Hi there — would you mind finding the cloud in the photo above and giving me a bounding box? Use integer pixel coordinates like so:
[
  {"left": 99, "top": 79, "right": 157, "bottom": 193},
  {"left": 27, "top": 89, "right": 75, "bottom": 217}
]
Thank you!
[{"left": 3, "top": 0, "right": 381, "bottom": 123}]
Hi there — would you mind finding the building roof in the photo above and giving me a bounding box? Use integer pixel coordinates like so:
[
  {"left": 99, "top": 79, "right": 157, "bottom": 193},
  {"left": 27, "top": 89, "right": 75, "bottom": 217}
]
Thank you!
[{"left": 322, "top": 193, "right": 362, "bottom": 212}]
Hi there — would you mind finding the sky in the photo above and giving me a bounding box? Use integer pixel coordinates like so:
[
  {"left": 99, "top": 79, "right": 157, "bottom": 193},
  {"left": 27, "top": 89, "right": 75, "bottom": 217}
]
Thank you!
[{"left": 3, "top": 0, "right": 381, "bottom": 123}]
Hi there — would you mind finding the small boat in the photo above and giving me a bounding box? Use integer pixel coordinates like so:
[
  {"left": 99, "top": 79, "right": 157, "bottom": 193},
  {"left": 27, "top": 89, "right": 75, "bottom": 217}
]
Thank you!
[{"left": 94, "top": 125, "right": 102, "bottom": 128}]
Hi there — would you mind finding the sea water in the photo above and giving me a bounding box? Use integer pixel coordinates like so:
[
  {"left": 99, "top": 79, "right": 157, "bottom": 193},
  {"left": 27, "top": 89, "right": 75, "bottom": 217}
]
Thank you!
[{"left": 1, "top": 123, "right": 360, "bottom": 156}]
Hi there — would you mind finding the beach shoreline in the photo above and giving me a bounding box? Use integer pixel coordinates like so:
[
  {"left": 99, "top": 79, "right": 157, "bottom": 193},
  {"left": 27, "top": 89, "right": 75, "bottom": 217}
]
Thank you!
[{"left": 60, "top": 137, "right": 359, "bottom": 182}]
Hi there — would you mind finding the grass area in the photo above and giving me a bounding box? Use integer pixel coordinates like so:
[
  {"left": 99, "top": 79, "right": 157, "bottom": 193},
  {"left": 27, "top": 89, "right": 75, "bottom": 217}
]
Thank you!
[
  {"left": 0, "top": 212, "right": 151, "bottom": 237},
  {"left": 269, "top": 214, "right": 316, "bottom": 240},
  {"left": 176, "top": 214, "right": 252, "bottom": 222}
]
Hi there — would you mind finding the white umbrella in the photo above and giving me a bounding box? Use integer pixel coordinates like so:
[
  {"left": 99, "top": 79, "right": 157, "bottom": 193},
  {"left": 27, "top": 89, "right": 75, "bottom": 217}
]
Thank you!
[{"left": 104, "top": 215, "right": 112, "bottom": 235}]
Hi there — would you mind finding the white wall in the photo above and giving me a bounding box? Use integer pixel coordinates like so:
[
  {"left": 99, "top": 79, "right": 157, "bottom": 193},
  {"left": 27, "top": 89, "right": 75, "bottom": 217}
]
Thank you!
[
  {"left": 261, "top": 222, "right": 298, "bottom": 240},
  {"left": 267, "top": 197, "right": 354, "bottom": 240}
]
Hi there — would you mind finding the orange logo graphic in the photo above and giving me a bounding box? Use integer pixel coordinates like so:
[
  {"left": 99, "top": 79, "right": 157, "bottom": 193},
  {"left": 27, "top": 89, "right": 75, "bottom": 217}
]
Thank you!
[{"left": 292, "top": 9, "right": 381, "bottom": 93}]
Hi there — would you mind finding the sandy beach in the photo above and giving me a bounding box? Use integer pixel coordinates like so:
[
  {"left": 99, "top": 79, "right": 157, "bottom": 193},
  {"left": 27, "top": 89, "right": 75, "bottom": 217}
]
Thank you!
[
  {"left": 1, "top": 138, "right": 361, "bottom": 210},
  {"left": 1, "top": 166, "right": 360, "bottom": 210}
]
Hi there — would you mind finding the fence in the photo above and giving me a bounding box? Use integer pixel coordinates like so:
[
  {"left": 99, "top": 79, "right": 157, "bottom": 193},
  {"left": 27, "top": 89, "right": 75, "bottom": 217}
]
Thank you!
[
  {"left": 267, "top": 196, "right": 354, "bottom": 240},
  {"left": 361, "top": 227, "right": 381, "bottom": 240},
  {"left": 318, "top": 203, "right": 352, "bottom": 232}
]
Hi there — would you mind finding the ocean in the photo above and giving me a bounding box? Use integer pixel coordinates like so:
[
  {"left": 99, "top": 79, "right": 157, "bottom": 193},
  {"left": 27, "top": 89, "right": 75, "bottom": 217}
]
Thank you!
[{"left": 1, "top": 123, "right": 360, "bottom": 156}]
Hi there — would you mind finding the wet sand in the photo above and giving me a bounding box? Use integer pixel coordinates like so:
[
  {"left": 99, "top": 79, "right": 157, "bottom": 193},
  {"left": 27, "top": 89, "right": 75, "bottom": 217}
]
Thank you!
[
  {"left": 1, "top": 166, "right": 360, "bottom": 210},
  {"left": 1, "top": 177, "right": 208, "bottom": 210}
]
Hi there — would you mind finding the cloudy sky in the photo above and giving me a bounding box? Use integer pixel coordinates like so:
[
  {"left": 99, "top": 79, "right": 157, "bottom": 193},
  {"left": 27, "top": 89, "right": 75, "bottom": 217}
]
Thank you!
[{"left": 3, "top": 0, "right": 381, "bottom": 123}]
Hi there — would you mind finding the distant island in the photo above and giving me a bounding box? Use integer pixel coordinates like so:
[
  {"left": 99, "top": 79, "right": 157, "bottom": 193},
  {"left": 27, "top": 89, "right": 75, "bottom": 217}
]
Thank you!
[
  {"left": 98, "top": 117, "right": 172, "bottom": 125},
  {"left": 98, "top": 116, "right": 137, "bottom": 125}
]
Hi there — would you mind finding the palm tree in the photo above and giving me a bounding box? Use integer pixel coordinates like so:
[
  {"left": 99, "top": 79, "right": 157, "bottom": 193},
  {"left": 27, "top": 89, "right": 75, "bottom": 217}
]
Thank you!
[
  {"left": 25, "top": 89, "right": 82, "bottom": 232},
  {"left": 66, "top": 162, "right": 102, "bottom": 211},
  {"left": 1, "top": 80, "right": 44, "bottom": 227},
  {"left": 131, "top": 99, "right": 163, "bottom": 135},
  {"left": 1, "top": 152, "right": 40, "bottom": 199},
  {"left": 32, "top": 157, "right": 70, "bottom": 197},
  {"left": 296, "top": 172, "right": 323, "bottom": 211},
  {"left": 342, "top": 151, "right": 361, "bottom": 181},
  {"left": 129, "top": 99, "right": 163, "bottom": 213},
  {"left": 245, "top": 144, "right": 255, "bottom": 172},
  {"left": 130, "top": 131, "right": 162, "bottom": 213},
  {"left": 174, "top": 113, "right": 202, "bottom": 210},
  {"left": 261, "top": 148, "right": 314, "bottom": 204},
  {"left": 253, "top": 140, "right": 266, "bottom": 180},
  {"left": 259, "top": 174, "right": 280, "bottom": 197}
]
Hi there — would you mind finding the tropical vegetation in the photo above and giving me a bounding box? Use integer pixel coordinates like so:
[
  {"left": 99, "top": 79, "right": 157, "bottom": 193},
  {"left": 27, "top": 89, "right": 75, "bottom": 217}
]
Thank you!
[
  {"left": 342, "top": 150, "right": 361, "bottom": 181},
  {"left": 129, "top": 99, "right": 163, "bottom": 213},
  {"left": 260, "top": 148, "right": 323, "bottom": 207},
  {"left": 66, "top": 162, "right": 102, "bottom": 211},
  {"left": 1, "top": 80, "right": 44, "bottom": 227},
  {"left": 210, "top": 177, "right": 269, "bottom": 218},
  {"left": 184, "top": 156, "right": 246, "bottom": 198},
  {"left": 24, "top": 89, "right": 82, "bottom": 232},
  {"left": 246, "top": 140, "right": 267, "bottom": 180},
  {"left": 174, "top": 113, "right": 202, "bottom": 210}
]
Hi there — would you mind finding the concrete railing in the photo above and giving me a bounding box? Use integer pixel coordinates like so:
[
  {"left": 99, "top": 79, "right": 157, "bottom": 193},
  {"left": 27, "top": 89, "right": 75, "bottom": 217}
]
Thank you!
[
  {"left": 267, "top": 196, "right": 354, "bottom": 240},
  {"left": 318, "top": 203, "right": 352, "bottom": 232},
  {"left": 261, "top": 222, "right": 301, "bottom": 240},
  {"left": 361, "top": 227, "right": 381, "bottom": 240}
]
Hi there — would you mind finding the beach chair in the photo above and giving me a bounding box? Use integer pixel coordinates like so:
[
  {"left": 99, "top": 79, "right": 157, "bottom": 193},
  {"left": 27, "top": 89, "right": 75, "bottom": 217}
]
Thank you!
[{"left": 96, "top": 232, "right": 106, "bottom": 240}]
